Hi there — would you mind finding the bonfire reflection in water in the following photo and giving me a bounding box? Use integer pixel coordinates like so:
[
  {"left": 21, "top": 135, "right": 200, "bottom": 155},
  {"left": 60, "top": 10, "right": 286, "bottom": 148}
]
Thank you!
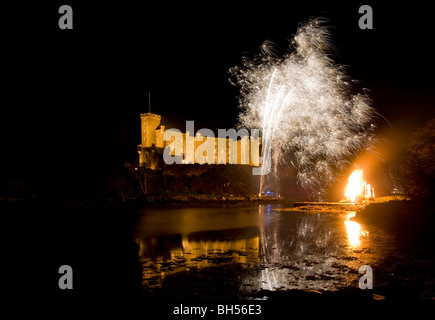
[
  {"left": 248, "top": 206, "right": 366, "bottom": 292},
  {"left": 344, "top": 212, "right": 369, "bottom": 249}
]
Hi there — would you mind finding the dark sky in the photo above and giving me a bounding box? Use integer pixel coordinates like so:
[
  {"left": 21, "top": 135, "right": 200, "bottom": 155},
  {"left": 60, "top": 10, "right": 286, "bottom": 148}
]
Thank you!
[{"left": 3, "top": 1, "right": 434, "bottom": 197}]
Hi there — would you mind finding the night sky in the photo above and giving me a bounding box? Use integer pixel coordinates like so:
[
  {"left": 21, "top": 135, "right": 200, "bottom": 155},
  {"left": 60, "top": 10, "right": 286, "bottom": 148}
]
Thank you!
[{"left": 3, "top": 1, "right": 434, "bottom": 198}]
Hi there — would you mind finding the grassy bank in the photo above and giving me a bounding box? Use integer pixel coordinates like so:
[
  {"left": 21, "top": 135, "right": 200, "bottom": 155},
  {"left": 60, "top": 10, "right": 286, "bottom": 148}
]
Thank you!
[{"left": 354, "top": 197, "right": 435, "bottom": 248}]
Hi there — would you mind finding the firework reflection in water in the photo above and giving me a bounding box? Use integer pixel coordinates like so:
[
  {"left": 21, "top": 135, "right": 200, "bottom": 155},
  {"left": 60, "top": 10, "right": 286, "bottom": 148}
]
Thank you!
[{"left": 230, "top": 18, "right": 377, "bottom": 197}]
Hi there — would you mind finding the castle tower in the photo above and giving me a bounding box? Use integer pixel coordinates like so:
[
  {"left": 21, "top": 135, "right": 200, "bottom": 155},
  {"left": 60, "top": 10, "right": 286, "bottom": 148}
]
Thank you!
[
  {"left": 140, "top": 113, "right": 161, "bottom": 148},
  {"left": 138, "top": 113, "right": 161, "bottom": 168}
]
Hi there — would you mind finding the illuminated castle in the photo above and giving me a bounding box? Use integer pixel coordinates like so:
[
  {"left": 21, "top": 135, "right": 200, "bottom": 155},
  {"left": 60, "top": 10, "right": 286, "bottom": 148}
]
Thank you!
[{"left": 137, "top": 112, "right": 261, "bottom": 169}]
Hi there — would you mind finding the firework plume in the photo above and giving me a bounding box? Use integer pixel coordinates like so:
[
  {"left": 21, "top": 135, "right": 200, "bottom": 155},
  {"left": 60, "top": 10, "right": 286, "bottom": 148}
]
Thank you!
[{"left": 229, "top": 18, "right": 377, "bottom": 196}]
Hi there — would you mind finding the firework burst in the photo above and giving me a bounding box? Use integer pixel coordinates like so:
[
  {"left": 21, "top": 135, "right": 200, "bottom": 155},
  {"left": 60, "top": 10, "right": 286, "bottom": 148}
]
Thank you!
[{"left": 229, "top": 18, "right": 377, "bottom": 196}]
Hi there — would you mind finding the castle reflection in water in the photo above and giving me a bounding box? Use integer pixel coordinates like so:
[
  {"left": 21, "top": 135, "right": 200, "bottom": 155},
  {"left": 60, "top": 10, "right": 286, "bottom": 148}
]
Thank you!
[{"left": 134, "top": 205, "right": 382, "bottom": 293}]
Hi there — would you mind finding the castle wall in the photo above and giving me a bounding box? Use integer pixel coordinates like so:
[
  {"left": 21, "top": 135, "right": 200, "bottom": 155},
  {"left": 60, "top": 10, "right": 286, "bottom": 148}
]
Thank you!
[{"left": 139, "top": 113, "right": 260, "bottom": 168}]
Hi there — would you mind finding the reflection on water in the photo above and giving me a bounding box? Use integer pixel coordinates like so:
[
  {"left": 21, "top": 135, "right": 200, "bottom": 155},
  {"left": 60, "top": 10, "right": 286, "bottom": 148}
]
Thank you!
[
  {"left": 249, "top": 209, "right": 377, "bottom": 292},
  {"left": 137, "top": 233, "right": 259, "bottom": 288},
  {"left": 344, "top": 212, "right": 369, "bottom": 249},
  {"left": 134, "top": 205, "right": 393, "bottom": 295}
]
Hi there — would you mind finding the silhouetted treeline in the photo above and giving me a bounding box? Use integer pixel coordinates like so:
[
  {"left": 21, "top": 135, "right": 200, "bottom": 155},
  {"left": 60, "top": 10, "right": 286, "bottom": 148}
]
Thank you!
[{"left": 392, "top": 118, "right": 435, "bottom": 200}]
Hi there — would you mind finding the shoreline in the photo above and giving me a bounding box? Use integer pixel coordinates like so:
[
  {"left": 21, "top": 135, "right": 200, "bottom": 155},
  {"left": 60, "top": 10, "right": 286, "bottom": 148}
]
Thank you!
[
  {"left": 0, "top": 194, "right": 289, "bottom": 209},
  {"left": 0, "top": 194, "right": 414, "bottom": 208}
]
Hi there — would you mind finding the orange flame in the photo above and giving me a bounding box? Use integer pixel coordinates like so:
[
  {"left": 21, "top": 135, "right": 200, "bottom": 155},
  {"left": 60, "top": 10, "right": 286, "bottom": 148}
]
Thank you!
[{"left": 345, "top": 169, "right": 364, "bottom": 203}]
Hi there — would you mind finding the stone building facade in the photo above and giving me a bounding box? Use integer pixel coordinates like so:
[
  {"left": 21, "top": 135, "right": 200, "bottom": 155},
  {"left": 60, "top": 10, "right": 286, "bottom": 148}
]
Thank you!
[{"left": 137, "top": 113, "right": 261, "bottom": 169}]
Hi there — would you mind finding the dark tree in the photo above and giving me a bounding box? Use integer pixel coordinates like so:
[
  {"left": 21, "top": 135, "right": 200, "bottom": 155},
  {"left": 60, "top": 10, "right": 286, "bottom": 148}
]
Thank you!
[{"left": 396, "top": 119, "right": 435, "bottom": 199}]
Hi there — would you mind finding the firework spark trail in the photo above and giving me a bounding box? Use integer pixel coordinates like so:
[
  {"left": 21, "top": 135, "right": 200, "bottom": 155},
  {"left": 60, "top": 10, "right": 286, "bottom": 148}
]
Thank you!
[{"left": 229, "top": 19, "right": 377, "bottom": 196}]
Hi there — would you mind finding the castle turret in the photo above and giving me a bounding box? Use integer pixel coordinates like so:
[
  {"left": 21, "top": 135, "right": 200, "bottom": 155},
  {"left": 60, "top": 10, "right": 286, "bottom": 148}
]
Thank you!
[
  {"left": 141, "top": 113, "right": 161, "bottom": 147},
  {"left": 138, "top": 113, "right": 162, "bottom": 168}
]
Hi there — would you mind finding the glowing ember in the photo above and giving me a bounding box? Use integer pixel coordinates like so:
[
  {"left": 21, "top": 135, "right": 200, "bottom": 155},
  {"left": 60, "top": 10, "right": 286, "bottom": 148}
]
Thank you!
[{"left": 344, "top": 169, "right": 374, "bottom": 203}]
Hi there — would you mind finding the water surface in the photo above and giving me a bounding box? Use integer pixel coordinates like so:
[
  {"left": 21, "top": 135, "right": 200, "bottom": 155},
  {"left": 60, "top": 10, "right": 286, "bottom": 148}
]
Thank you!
[{"left": 134, "top": 204, "right": 395, "bottom": 298}]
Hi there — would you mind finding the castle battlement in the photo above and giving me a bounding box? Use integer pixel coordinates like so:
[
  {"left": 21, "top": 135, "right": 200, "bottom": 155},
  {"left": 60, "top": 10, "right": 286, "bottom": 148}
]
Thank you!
[{"left": 140, "top": 113, "right": 161, "bottom": 119}]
